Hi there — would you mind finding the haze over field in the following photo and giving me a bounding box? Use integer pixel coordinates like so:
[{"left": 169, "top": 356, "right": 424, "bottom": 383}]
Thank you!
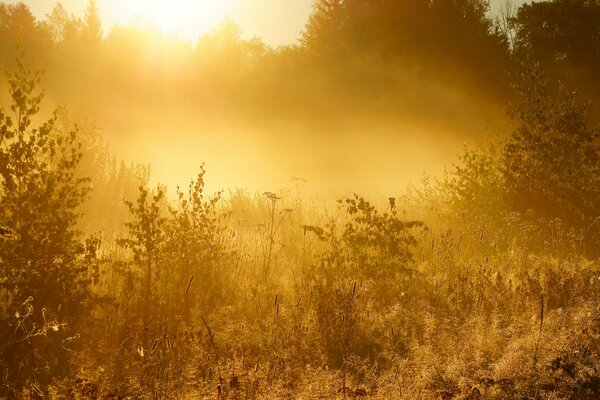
[{"left": 3, "top": 0, "right": 525, "bottom": 196}]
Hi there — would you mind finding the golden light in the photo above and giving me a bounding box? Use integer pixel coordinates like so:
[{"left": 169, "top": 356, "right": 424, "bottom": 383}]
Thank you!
[{"left": 120, "top": 0, "right": 234, "bottom": 40}]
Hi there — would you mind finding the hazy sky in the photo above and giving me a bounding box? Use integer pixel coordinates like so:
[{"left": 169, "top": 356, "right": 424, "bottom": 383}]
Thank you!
[
  {"left": 8, "top": 0, "right": 523, "bottom": 46},
  {"left": 7, "top": 0, "right": 314, "bottom": 46}
]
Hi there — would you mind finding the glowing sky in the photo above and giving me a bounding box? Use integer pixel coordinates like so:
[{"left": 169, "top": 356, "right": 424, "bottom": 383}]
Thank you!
[{"left": 7, "top": 0, "right": 314, "bottom": 46}]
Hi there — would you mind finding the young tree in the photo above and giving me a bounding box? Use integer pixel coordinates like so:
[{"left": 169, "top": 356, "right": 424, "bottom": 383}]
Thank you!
[
  {"left": 306, "top": 195, "right": 423, "bottom": 366},
  {"left": 0, "top": 49, "right": 98, "bottom": 391},
  {"left": 309, "top": 195, "right": 423, "bottom": 286},
  {"left": 118, "top": 183, "right": 166, "bottom": 339},
  {"left": 164, "top": 167, "right": 225, "bottom": 321}
]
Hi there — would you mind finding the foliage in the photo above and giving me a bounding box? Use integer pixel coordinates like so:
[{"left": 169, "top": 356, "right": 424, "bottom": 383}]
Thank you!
[
  {"left": 304, "top": 196, "right": 423, "bottom": 370},
  {"left": 442, "top": 63, "right": 600, "bottom": 258},
  {"left": 512, "top": 0, "right": 600, "bottom": 68},
  {"left": 504, "top": 66, "right": 600, "bottom": 240},
  {"left": 163, "top": 166, "right": 227, "bottom": 318},
  {"left": 303, "top": 0, "right": 509, "bottom": 85},
  {"left": 444, "top": 140, "right": 504, "bottom": 216},
  {"left": 0, "top": 49, "right": 98, "bottom": 392},
  {"left": 83, "top": 0, "right": 102, "bottom": 45},
  {"left": 109, "top": 168, "right": 233, "bottom": 397},
  {"left": 308, "top": 195, "right": 424, "bottom": 285},
  {"left": 118, "top": 183, "right": 166, "bottom": 334}
]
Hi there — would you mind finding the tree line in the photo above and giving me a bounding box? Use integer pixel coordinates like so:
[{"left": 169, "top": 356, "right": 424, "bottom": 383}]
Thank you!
[{"left": 0, "top": 0, "right": 599, "bottom": 122}]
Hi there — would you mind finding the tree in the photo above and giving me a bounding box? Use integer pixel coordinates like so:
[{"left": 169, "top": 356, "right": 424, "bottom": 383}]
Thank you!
[
  {"left": 0, "top": 49, "right": 98, "bottom": 391},
  {"left": 497, "top": 0, "right": 518, "bottom": 51},
  {"left": 308, "top": 195, "right": 423, "bottom": 292},
  {"left": 513, "top": 0, "right": 600, "bottom": 68},
  {"left": 302, "top": 0, "right": 346, "bottom": 55},
  {"left": 0, "top": 3, "right": 35, "bottom": 53},
  {"left": 5, "top": 2, "right": 35, "bottom": 37},
  {"left": 300, "top": 0, "right": 510, "bottom": 97},
  {"left": 46, "top": 2, "right": 69, "bottom": 44},
  {"left": 503, "top": 65, "right": 600, "bottom": 247},
  {"left": 0, "top": 3, "right": 55, "bottom": 62},
  {"left": 306, "top": 195, "right": 423, "bottom": 367},
  {"left": 163, "top": 167, "right": 225, "bottom": 321},
  {"left": 196, "top": 19, "right": 267, "bottom": 76},
  {"left": 84, "top": 0, "right": 102, "bottom": 45},
  {"left": 303, "top": 0, "right": 505, "bottom": 60},
  {"left": 443, "top": 63, "right": 600, "bottom": 257},
  {"left": 118, "top": 183, "right": 166, "bottom": 341},
  {"left": 444, "top": 140, "right": 505, "bottom": 216}
]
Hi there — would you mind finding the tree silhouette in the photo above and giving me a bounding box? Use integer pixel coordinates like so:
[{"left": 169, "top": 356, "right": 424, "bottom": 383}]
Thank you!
[
  {"left": 302, "top": 0, "right": 345, "bottom": 55},
  {"left": 513, "top": 0, "right": 600, "bottom": 68},
  {"left": 84, "top": 0, "right": 102, "bottom": 45},
  {"left": 5, "top": 2, "right": 34, "bottom": 37}
]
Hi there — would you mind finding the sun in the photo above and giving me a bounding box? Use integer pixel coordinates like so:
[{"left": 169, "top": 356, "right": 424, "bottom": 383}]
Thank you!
[{"left": 124, "top": 0, "right": 234, "bottom": 40}]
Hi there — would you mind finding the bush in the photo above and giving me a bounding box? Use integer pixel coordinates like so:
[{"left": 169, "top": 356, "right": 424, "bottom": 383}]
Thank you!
[{"left": 443, "top": 64, "right": 600, "bottom": 258}]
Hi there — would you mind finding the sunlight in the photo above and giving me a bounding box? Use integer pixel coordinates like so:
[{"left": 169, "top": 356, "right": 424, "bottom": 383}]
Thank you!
[{"left": 124, "top": 0, "right": 234, "bottom": 40}]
